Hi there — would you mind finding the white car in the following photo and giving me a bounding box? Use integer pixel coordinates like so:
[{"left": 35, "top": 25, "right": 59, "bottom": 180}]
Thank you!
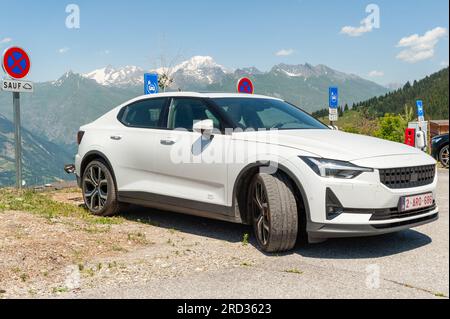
[{"left": 72, "top": 92, "right": 439, "bottom": 252}]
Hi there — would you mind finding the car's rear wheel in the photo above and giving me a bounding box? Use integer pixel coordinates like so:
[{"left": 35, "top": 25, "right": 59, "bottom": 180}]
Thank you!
[
  {"left": 82, "top": 160, "right": 120, "bottom": 216},
  {"left": 248, "top": 173, "right": 298, "bottom": 253},
  {"left": 439, "top": 145, "right": 449, "bottom": 168}
]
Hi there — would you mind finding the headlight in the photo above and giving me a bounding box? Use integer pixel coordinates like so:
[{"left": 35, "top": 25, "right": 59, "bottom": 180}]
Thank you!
[{"left": 300, "top": 157, "right": 373, "bottom": 179}]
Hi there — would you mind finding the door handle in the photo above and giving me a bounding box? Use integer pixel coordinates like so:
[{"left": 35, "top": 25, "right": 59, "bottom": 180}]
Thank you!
[
  {"left": 110, "top": 135, "right": 122, "bottom": 141},
  {"left": 160, "top": 139, "right": 176, "bottom": 146}
]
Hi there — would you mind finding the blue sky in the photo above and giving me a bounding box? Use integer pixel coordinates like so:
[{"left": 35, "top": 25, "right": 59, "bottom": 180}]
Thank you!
[{"left": 0, "top": 0, "right": 448, "bottom": 85}]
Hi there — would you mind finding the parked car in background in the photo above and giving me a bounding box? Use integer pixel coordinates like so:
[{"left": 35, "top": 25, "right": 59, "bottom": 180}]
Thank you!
[{"left": 431, "top": 133, "right": 449, "bottom": 168}]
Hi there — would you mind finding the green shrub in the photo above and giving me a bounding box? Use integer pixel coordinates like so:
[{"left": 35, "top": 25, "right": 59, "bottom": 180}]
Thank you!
[{"left": 374, "top": 113, "right": 407, "bottom": 143}]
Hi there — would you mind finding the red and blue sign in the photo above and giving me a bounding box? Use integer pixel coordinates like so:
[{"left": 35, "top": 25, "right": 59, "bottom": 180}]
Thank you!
[
  {"left": 2, "top": 47, "right": 31, "bottom": 79},
  {"left": 237, "top": 77, "right": 254, "bottom": 94}
]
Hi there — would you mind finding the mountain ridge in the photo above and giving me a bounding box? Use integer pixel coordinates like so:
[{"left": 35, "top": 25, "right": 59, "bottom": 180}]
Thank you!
[{"left": 81, "top": 55, "right": 384, "bottom": 89}]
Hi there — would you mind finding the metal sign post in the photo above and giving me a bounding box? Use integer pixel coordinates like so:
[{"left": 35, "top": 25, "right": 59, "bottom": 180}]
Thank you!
[
  {"left": 13, "top": 92, "right": 22, "bottom": 189},
  {"left": 2, "top": 46, "right": 33, "bottom": 189}
]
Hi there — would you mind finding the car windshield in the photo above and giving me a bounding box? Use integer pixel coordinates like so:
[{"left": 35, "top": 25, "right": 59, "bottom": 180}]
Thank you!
[{"left": 211, "top": 98, "right": 328, "bottom": 130}]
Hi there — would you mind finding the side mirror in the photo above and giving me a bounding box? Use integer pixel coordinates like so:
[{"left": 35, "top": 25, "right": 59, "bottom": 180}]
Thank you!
[{"left": 193, "top": 119, "right": 214, "bottom": 138}]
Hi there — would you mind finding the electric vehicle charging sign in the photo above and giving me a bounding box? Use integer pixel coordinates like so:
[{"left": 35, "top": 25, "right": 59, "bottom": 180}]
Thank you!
[
  {"left": 329, "top": 87, "right": 339, "bottom": 122},
  {"left": 237, "top": 77, "right": 254, "bottom": 94},
  {"left": 329, "top": 87, "right": 338, "bottom": 108},
  {"left": 144, "top": 73, "right": 159, "bottom": 95},
  {"left": 416, "top": 100, "right": 425, "bottom": 122},
  {"left": 2, "top": 47, "right": 31, "bottom": 79}
]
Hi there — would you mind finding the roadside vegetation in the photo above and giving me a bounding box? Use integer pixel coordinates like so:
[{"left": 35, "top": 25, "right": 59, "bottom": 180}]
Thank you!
[
  {"left": 313, "top": 67, "right": 449, "bottom": 143},
  {"left": 0, "top": 188, "right": 123, "bottom": 225}
]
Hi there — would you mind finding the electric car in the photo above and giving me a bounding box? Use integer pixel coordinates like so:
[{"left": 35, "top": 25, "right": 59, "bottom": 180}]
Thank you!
[{"left": 71, "top": 92, "right": 439, "bottom": 252}]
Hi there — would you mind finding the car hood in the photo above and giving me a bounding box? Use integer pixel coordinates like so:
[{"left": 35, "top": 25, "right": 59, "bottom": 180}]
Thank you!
[{"left": 232, "top": 129, "right": 425, "bottom": 161}]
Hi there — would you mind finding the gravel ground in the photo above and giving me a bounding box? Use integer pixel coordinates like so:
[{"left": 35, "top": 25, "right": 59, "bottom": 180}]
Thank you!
[{"left": 0, "top": 169, "right": 448, "bottom": 299}]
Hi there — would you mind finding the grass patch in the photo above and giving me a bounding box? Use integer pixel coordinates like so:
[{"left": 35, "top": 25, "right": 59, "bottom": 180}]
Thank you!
[
  {"left": 52, "top": 287, "right": 69, "bottom": 294},
  {"left": 127, "top": 232, "right": 149, "bottom": 244},
  {"left": 242, "top": 233, "right": 249, "bottom": 246},
  {"left": 434, "top": 292, "right": 447, "bottom": 298},
  {"left": 240, "top": 262, "right": 253, "bottom": 267},
  {"left": 0, "top": 188, "right": 123, "bottom": 225},
  {"left": 284, "top": 268, "right": 303, "bottom": 275}
]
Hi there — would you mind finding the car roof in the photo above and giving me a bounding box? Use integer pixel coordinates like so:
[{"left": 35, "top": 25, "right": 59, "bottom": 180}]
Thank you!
[{"left": 128, "top": 92, "right": 283, "bottom": 103}]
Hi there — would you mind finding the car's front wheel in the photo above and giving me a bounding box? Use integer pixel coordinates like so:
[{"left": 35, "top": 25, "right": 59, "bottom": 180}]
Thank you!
[
  {"left": 439, "top": 145, "right": 449, "bottom": 168},
  {"left": 248, "top": 173, "right": 298, "bottom": 253},
  {"left": 82, "top": 160, "right": 120, "bottom": 216}
]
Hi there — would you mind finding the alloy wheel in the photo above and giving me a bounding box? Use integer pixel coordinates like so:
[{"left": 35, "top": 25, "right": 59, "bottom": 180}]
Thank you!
[
  {"left": 440, "top": 146, "right": 449, "bottom": 168},
  {"left": 250, "top": 180, "right": 271, "bottom": 246},
  {"left": 83, "top": 165, "right": 108, "bottom": 212}
]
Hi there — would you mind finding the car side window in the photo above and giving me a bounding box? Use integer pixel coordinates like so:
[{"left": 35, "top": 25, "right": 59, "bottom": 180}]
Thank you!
[
  {"left": 169, "top": 98, "right": 221, "bottom": 131},
  {"left": 119, "top": 98, "right": 167, "bottom": 129}
]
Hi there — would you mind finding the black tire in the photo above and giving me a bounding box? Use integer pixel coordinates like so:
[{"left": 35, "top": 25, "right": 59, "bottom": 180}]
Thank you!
[
  {"left": 248, "top": 173, "right": 298, "bottom": 253},
  {"left": 439, "top": 145, "right": 449, "bottom": 168},
  {"left": 82, "top": 160, "right": 120, "bottom": 216}
]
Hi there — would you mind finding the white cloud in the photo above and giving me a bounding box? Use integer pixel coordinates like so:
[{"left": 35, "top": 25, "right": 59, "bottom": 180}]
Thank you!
[
  {"left": 396, "top": 27, "right": 448, "bottom": 63},
  {"left": 440, "top": 60, "right": 449, "bottom": 67},
  {"left": 368, "top": 70, "right": 384, "bottom": 77},
  {"left": 58, "top": 47, "right": 70, "bottom": 54},
  {"left": 341, "top": 16, "right": 374, "bottom": 37},
  {"left": 275, "top": 49, "right": 294, "bottom": 56},
  {"left": 341, "top": 23, "right": 372, "bottom": 37},
  {"left": 0, "top": 37, "right": 12, "bottom": 44}
]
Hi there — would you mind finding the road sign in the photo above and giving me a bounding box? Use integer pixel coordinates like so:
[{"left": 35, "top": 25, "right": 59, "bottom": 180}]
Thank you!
[
  {"left": 144, "top": 73, "right": 159, "bottom": 95},
  {"left": 1, "top": 47, "right": 32, "bottom": 189},
  {"left": 329, "top": 112, "right": 338, "bottom": 122},
  {"left": 329, "top": 87, "right": 338, "bottom": 108},
  {"left": 2, "top": 47, "right": 31, "bottom": 79},
  {"left": 237, "top": 77, "right": 254, "bottom": 94},
  {"left": 416, "top": 100, "right": 425, "bottom": 122},
  {"left": 2, "top": 79, "right": 34, "bottom": 93}
]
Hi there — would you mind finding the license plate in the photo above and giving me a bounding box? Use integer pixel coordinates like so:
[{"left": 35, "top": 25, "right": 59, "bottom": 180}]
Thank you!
[{"left": 399, "top": 193, "right": 434, "bottom": 212}]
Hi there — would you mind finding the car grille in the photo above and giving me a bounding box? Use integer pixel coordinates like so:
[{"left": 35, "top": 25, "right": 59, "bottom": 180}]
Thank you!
[{"left": 379, "top": 165, "right": 436, "bottom": 189}]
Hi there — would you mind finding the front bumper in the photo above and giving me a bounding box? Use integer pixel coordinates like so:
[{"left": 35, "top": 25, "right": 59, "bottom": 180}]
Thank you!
[
  {"left": 307, "top": 209, "right": 439, "bottom": 239},
  {"left": 286, "top": 155, "right": 439, "bottom": 239}
]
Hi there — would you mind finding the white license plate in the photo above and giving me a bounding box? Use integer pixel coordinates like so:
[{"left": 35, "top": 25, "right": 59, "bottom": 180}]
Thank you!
[{"left": 399, "top": 193, "right": 434, "bottom": 212}]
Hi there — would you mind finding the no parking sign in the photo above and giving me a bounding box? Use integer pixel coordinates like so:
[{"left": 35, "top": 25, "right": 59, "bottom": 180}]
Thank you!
[
  {"left": 2, "top": 47, "right": 31, "bottom": 79},
  {"left": 1, "top": 46, "right": 33, "bottom": 189},
  {"left": 237, "top": 77, "right": 254, "bottom": 94}
]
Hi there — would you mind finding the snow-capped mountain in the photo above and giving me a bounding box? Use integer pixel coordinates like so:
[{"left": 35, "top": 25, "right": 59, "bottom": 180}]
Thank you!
[
  {"left": 271, "top": 63, "right": 358, "bottom": 81},
  {"left": 82, "top": 56, "right": 229, "bottom": 88},
  {"left": 83, "top": 65, "right": 145, "bottom": 86},
  {"left": 169, "top": 56, "right": 230, "bottom": 86}
]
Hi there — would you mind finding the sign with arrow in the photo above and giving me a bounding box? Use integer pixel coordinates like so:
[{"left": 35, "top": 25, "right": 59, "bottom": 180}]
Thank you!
[{"left": 2, "top": 79, "right": 34, "bottom": 93}]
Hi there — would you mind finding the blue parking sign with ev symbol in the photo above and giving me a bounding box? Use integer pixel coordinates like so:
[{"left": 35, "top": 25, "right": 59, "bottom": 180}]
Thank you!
[
  {"left": 329, "top": 87, "right": 338, "bottom": 109},
  {"left": 144, "top": 73, "right": 159, "bottom": 95},
  {"left": 416, "top": 100, "right": 425, "bottom": 121}
]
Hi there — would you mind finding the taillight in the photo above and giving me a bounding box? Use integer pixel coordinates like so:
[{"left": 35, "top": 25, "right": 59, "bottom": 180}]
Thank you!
[{"left": 77, "top": 131, "right": 85, "bottom": 145}]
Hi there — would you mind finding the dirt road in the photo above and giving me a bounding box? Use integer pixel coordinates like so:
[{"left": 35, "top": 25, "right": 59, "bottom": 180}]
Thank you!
[{"left": 0, "top": 169, "right": 448, "bottom": 299}]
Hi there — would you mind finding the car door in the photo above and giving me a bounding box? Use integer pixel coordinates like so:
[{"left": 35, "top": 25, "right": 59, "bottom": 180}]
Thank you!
[
  {"left": 111, "top": 97, "right": 170, "bottom": 191},
  {"left": 151, "top": 97, "right": 232, "bottom": 207}
]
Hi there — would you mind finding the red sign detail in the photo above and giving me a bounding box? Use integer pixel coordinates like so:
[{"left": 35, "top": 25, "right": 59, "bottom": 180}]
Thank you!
[{"left": 2, "top": 47, "right": 31, "bottom": 79}]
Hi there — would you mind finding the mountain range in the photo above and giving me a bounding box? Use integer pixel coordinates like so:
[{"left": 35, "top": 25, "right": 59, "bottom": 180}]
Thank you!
[
  {"left": 0, "top": 114, "right": 73, "bottom": 186},
  {"left": 0, "top": 56, "right": 391, "bottom": 186}
]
